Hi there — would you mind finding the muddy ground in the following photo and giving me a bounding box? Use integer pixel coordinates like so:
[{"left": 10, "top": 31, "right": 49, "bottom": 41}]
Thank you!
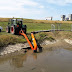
[
  {"left": 0, "top": 39, "right": 72, "bottom": 72},
  {"left": 0, "top": 38, "right": 72, "bottom": 56}
]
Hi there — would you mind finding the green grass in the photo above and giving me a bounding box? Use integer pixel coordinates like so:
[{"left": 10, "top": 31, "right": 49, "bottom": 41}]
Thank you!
[
  {"left": 0, "top": 19, "right": 72, "bottom": 32},
  {"left": 0, "top": 19, "right": 72, "bottom": 47},
  {"left": 0, "top": 32, "right": 48, "bottom": 47},
  {"left": 0, "top": 34, "right": 26, "bottom": 47},
  {"left": 0, "top": 22, "right": 8, "bottom": 32},
  {"left": 24, "top": 23, "right": 51, "bottom": 32},
  {"left": 0, "top": 22, "right": 71, "bottom": 33}
]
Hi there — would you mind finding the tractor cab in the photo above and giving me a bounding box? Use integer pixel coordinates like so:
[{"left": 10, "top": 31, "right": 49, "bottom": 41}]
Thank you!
[
  {"left": 16, "top": 19, "right": 23, "bottom": 28},
  {"left": 8, "top": 19, "right": 23, "bottom": 25},
  {"left": 8, "top": 19, "right": 16, "bottom": 25},
  {"left": 6, "top": 19, "right": 27, "bottom": 34},
  {"left": 16, "top": 19, "right": 23, "bottom": 24}
]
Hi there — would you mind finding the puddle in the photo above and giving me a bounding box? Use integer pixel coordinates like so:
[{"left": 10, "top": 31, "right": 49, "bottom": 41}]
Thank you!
[{"left": 0, "top": 46, "right": 72, "bottom": 72}]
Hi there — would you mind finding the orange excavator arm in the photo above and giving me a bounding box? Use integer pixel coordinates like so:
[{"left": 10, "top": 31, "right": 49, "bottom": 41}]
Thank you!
[
  {"left": 31, "top": 33, "right": 37, "bottom": 51},
  {"left": 19, "top": 30, "right": 37, "bottom": 52}
]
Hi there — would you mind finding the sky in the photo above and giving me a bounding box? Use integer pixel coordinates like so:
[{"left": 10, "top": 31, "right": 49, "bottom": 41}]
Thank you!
[{"left": 0, "top": 0, "right": 72, "bottom": 20}]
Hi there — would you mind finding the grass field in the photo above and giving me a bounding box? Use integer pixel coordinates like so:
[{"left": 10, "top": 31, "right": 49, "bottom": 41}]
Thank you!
[
  {"left": 0, "top": 22, "right": 72, "bottom": 33},
  {"left": 0, "top": 18, "right": 72, "bottom": 47}
]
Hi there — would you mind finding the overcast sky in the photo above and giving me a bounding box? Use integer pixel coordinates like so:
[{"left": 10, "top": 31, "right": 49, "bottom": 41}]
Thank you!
[{"left": 0, "top": 0, "right": 72, "bottom": 20}]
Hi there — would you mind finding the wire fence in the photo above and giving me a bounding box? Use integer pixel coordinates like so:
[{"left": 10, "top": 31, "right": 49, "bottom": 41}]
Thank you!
[{"left": 51, "top": 23, "right": 72, "bottom": 31}]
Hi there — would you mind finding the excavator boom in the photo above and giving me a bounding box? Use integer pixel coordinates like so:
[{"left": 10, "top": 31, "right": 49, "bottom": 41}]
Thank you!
[{"left": 19, "top": 30, "right": 37, "bottom": 52}]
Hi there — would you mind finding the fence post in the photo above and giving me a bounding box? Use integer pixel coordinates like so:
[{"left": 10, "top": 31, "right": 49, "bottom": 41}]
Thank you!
[
  {"left": 51, "top": 24, "right": 55, "bottom": 33},
  {"left": 71, "top": 24, "right": 72, "bottom": 31},
  {"left": 57, "top": 23, "right": 61, "bottom": 31}
]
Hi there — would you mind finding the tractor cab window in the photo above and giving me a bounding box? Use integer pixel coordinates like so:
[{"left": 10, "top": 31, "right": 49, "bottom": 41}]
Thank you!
[
  {"left": 13, "top": 20, "right": 16, "bottom": 25},
  {"left": 19, "top": 21, "right": 22, "bottom": 25},
  {"left": 17, "top": 21, "right": 22, "bottom": 25}
]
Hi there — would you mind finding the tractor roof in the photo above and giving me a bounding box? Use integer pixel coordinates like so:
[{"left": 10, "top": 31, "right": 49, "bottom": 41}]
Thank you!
[
  {"left": 9, "top": 19, "right": 16, "bottom": 21},
  {"left": 9, "top": 19, "right": 23, "bottom": 22},
  {"left": 16, "top": 19, "right": 23, "bottom": 21}
]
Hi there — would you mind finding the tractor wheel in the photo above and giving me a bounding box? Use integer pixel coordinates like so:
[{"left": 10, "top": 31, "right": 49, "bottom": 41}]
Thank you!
[
  {"left": 6, "top": 26, "right": 10, "bottom": 33},
  {"left": 10, "top": 26, "right": 18, "bottom": 35},
  {"left": 10, "top": 26, "right": 15, "bottom": 34}
]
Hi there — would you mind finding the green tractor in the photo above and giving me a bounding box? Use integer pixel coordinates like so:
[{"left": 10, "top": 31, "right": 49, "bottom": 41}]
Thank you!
[{"left": 6, "top": 19, "right": 27, "bottom": 35}]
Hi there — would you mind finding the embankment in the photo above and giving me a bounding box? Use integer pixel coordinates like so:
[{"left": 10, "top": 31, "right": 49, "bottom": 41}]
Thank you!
[{"left": 0, "top": 31, "right": 72, "bottom": 56}]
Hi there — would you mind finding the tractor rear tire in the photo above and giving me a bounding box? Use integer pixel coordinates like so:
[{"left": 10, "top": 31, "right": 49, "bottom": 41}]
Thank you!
[
  {"left": 10, "top": 26, "right": 15, "bottom": 34},
  {"left": 6, "top": 26, "right": 10, "bottom": 33},
  {"left": 10, "top": 26, "right": 18, "bottom": 35}
]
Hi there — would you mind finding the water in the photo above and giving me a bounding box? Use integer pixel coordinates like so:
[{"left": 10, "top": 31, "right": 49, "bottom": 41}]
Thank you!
[{"left": 0, "top": 47, "right": 72, "bottom": 72}]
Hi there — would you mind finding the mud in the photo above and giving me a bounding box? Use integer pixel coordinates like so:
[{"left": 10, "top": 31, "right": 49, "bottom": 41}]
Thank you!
[
  {"left": 0, "top": 39, "right": 72, "bottom": 56},
  {"left": 0, "top": 43, "right": 29, "bottom": 55},
  {"left": 0, "top": 45, "right": 72, "bottom": 72},
  {"left": 0, "top": 39, "right": 72, "bottom": 72}
]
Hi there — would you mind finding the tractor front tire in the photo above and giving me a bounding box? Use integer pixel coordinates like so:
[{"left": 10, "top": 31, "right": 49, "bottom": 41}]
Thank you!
[{"left": 6, "top": 26, "right": 10, "bottom": 33}]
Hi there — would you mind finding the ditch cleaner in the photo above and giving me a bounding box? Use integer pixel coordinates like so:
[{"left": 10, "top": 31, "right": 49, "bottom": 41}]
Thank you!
[{"left": 6, "top": 19, "right": 37, "bottom": 52}]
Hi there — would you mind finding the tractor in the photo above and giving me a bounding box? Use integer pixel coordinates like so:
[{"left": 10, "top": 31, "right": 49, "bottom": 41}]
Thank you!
[{"left": 6, "top": 19, "right": 27, "bottom": 34}]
